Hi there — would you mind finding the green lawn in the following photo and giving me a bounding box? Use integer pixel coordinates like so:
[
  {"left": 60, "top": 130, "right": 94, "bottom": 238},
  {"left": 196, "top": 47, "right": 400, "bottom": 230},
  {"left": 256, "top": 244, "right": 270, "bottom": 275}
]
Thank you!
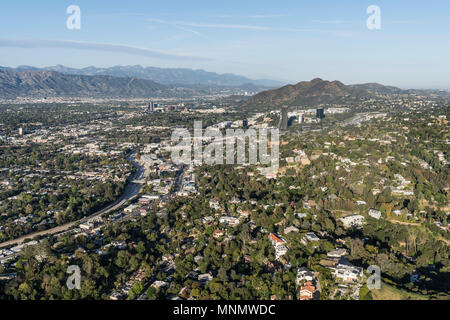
[{"left": 371, "top": 282, "right": 428, "bottom": 300}]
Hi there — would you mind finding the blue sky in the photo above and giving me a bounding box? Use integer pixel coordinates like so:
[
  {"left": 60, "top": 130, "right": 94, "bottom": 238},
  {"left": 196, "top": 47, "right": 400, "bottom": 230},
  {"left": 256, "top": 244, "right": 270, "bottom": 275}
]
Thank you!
[{"left": 0, "top": 0, "right": 449, "bottom": 88}]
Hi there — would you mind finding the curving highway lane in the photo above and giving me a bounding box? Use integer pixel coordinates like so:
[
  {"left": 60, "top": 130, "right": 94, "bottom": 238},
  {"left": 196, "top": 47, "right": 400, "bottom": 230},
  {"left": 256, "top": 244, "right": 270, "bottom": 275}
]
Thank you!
[{"left": 0, "top": 151, "right": 146, "bottom": 249}]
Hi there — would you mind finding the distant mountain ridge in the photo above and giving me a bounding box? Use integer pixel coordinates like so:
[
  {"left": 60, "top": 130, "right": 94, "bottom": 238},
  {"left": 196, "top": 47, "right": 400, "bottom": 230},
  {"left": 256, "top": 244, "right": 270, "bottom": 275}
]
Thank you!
[
  {"left": 244, "top": 78, "right": 450, "bottom": 110},
  {"left": 350, "top": 82, "right": 450, "bottom": 97},
  {"left": 244, "top": 78, "right": 372, "bottom": 108},
  {"left": 2, "top": 67, "right": 447, "bottom": 101},
  {"left": 5, "top": 65, "right": 284, "bottom": 88},
  {"left": 349, "top": 83, "right": 406, "bottom": 95},
  {"left": 0, "top": 68, "right": 190, "bottom": 99}
]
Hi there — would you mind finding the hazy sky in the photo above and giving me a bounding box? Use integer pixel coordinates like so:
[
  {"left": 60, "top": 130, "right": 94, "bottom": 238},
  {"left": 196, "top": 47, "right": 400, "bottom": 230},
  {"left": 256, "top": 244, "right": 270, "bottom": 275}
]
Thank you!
[{"left": 0, "top": 0, "right": 449, "bottom": 88}]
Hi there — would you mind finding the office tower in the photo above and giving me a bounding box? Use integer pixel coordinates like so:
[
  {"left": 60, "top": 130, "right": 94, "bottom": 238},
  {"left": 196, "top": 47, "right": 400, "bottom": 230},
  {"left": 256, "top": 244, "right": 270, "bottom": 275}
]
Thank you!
[
  {"left": 316, "top": 108, "right": 325, "bottom": 119},
  {"left": 148, "top": 102, "right": 154, "bottom": 113},
  {"left": 299, "top": 114, "right": 305, "bottom": 124},
  {"left": 279, "top": 106, "right": 289, "bottom": 131}
]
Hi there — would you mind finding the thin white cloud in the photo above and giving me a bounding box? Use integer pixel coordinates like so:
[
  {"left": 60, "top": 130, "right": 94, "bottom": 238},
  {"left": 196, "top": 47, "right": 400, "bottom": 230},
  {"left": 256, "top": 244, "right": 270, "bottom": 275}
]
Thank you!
[
  {"left": 145, "top": 20, "right": 211, "bottom": 40},
  {"left": 189, "top": 13, "right": 289, "bottom": 19},
  {"left": 173, "top": 25, "right": 208, "bottom": 38},
  {"left": 182, "top": 22, "right": 270, "bottom": 30},
  {"left": 248, "top": 14, "right": 290, "bottom": 19},
  {"left": 148, "top": 18, "right": 270, "bottom": 31},
  {"left": 208, "top": 14, "right": 235, "bottom": 19},
  {"left": 275, "top": 27, "right": 354, "bottom": 38},
  {"left": 0, "top": 39, "right": 212, "bottom": 62},
  {"left": 312, "top": 20, "right": 351, "bottom": 24},
  {"left": 281, "top": 27, "right": 322, "bottom": 33},
  {"left": 384, "top": 20, "right": 417, "bottom": 25}
]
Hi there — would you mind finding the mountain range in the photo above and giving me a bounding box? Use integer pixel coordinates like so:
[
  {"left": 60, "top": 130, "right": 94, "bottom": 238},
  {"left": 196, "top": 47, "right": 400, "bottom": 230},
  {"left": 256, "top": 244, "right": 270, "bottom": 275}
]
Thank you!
[
  {"left": 3, "top": 65, "right": 284, "bottom": 88},
  {"left": 1, "top": 66, "right": 448, "bottom": 102},
  {"left": 350, "top": 83, "right": 407, "bottom": 95},
  {"left": 351, "top": 83, "right": 449, "bottom": 98},
  {"left": 244, "top": 78, "right": 371, "bottom": 108},
  {"left": 244, "top": 78, "right": 450, "bottom": 109},
  {"left": 0, "top": 68, "right": 186, "bottom": 99}
]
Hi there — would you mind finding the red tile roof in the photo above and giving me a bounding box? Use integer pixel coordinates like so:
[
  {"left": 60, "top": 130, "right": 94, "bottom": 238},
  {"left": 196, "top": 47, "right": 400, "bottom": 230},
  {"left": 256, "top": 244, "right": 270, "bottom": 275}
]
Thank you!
[{"left": 269, "top": 233, "right": 285, "bottom": 244}]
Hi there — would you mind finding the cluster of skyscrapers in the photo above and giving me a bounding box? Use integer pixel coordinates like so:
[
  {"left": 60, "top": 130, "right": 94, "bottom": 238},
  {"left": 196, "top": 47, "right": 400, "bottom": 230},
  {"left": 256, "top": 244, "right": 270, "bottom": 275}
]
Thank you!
[{"left": 279, "top": 106, "right": 325, "bottom": 130}]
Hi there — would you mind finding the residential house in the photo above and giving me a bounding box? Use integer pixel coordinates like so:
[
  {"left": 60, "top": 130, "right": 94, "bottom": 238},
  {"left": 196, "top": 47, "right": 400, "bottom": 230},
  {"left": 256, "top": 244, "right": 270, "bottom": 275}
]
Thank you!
[
  {"left": 305, "top": 232, "right": 320, "bottom": 242},
  {"left": 213, "top": 229, "right": 225, "bottom": 239},
  {"left": 327, "top": 248, "right": 348, "bottom": 260},
  {"left": 219, "top": 216, "right": 240, "bottom": 227},
  {"left": 299, "top": 281, "right": 315, "bottom": 300},
  {"left": 296, "top": 267, "right": 314, "bottom": 285},
  {"left": 368, "top": 209, "right": 382, "bottom": 220},
  {"left": 124, "top": 204, "right": 137, "bottom": 213},
  {"left": 331, "top": 260, "right": 363, "bottom": 282},
  {"left": 268, "top": 233, "right": 289, "bottom": 259},
  {"left": 198, "top": 273, "right": 213, "bottom": 284},
  {"left": 340, "top": 215, "right": 365, "bottom": 228},
  {"left": 284, "top": 226, "right": 300, "bottom": 234},
  {"left": 151, "top": 281, "right": 169, "bottom": 288}
]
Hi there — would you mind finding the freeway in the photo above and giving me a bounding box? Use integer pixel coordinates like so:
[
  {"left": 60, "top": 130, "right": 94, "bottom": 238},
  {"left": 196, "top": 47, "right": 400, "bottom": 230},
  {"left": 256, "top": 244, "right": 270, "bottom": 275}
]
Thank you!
[{"left": 0, "top": 151, "right": 146, "bottom": 249}]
